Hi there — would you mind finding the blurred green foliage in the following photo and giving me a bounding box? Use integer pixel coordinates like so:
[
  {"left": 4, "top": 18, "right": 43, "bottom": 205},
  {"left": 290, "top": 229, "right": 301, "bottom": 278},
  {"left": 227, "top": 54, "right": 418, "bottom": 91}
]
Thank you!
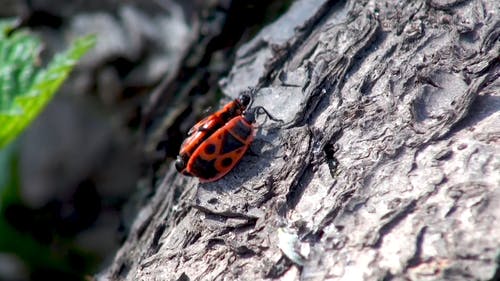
[
  {"left": 0, "top": 19, "right": 95, "bottom": 148},
  {"left": 0, "top": 19, "right": 96, "bottom": 280}
]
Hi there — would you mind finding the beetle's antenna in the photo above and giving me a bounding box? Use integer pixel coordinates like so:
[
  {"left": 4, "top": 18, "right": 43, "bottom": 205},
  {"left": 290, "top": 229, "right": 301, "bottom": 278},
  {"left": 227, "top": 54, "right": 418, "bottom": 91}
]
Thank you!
[{"left": 254, "top": 106, "right": 283, "bottom": 123}]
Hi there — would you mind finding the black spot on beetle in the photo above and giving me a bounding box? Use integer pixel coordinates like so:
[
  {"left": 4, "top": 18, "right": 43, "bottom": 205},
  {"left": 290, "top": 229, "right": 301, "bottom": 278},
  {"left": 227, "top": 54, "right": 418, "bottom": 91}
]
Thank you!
[
  {"left": 204, "top": 144, "right": 216, "bottom": 154},
  {"left": 221, "top": 157, "right": 233, "bottom": 167}
]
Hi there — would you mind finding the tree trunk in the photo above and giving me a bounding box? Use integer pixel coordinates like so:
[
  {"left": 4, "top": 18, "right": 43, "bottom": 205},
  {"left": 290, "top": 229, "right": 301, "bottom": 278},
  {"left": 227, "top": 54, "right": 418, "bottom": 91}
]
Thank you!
[{"left": 98, "top": 0, "right": 500, "bottom": 280}]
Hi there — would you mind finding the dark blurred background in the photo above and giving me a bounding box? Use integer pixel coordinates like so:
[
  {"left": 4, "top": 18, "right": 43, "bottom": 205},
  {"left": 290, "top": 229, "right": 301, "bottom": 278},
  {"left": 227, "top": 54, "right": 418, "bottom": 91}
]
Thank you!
[{"left": 0, "top": 0, "right": 290, "bottom": 280}]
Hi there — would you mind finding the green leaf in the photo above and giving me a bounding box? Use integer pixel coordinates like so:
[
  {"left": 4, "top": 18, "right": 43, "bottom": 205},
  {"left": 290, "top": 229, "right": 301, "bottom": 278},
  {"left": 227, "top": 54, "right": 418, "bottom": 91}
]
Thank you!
[
  {"left": 0, "top": 20, "right": 96, "bottom": 148},
  {"left": 0, "top": 21, "right": 98, "bottom": 279}
]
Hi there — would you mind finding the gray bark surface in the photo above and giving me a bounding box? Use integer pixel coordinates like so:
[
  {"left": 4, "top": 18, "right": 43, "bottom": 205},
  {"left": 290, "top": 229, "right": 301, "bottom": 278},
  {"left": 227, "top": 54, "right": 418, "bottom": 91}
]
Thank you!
[{"left": 99, "top": 0, "right": 500, "bottom": 280}]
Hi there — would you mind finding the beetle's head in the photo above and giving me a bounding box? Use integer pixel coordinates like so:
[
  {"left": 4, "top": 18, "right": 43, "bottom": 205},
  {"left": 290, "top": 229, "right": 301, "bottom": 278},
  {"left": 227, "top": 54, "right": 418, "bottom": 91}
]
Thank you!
[{"left": 237, "top": 92, "right": 251, "bottom": 107}]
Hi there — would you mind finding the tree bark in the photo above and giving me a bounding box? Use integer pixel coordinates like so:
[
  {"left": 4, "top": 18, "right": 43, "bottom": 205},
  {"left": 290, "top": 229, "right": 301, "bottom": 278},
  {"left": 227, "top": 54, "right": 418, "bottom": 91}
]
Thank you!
[{"left": 98, "top": 0, "right": 500, "bottom": 280}]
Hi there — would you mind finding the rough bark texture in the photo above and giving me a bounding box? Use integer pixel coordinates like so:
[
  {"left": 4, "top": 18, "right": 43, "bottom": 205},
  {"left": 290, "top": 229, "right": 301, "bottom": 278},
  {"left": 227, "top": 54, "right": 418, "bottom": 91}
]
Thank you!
[{"left": 99, "top": 0, "right": 500, "bottom": 280}]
